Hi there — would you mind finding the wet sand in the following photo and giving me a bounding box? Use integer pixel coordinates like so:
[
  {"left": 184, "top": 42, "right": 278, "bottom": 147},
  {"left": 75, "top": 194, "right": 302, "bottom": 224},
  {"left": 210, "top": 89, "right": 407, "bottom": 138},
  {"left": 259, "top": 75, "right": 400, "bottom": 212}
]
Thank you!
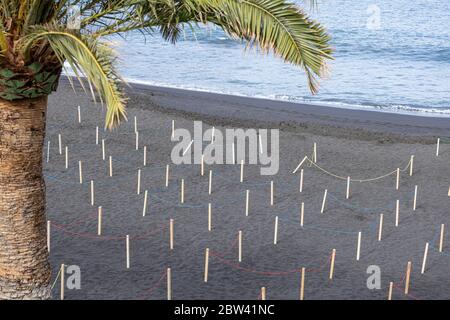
[{"left": 46, "top": 78, "right": 450, "bottom": 300}]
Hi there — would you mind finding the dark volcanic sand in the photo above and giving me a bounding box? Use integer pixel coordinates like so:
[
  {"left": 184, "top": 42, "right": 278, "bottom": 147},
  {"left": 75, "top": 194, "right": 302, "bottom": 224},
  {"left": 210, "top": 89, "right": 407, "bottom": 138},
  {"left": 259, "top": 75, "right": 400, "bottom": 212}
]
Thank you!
[{"left": 45, "top": 79, "right": 450, "bottom": 300}]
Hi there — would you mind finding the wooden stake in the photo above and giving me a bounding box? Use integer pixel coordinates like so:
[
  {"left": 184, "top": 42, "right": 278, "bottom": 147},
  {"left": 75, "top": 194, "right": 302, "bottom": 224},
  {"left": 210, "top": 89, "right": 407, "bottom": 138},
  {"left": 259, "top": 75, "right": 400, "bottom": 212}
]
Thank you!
[
  {"left": 165, "top": 165, "right": 169, "bottom": 187},
  {"left": 65, "top": 146, "right": 68, "bottom": 169},
  {"left": 378, "top": 214, "right": 384, "bottom": 241},
  {"left": 292, "top": 156, "right": 308, "bottom": 174},
  {"left": 273, "top": 216, "right": 279, "bottom": 245},
  {"left": 346, "top": 177, "right": 350, "bottom": 199},
  {"left": 313, "top": 142, "right": 317, "bottom": 163},
  {"left": 102, "top": 139, "right": 105, "bottom": 160},
  {"left": 396, "top": 168, "right": 400, "bottom": 190},
  {"left": 126, "top": 235, "right": 130, "bottom": 269},
  {"left": 300, "top": 267, "right": 305, "bottom": 300},
  {"left": 261, "top": 287, "right": 266, "bottom": 300},
  {"left": 436, "top": 138, "right": 440, "bottom": 156},
  {"left": 395, "top": 200, "right": 400, "bottom": 227},
  {"left": 58, "top": 134, "right": 62, "bottom": 154},
  {"left": 245, "top": 190, "right": 249, "bottom": 216},
  {"left": 170, "top": 219, "right": 174, "bottom": 250},
  {"left": 321, "top": 189, "right": 328, "bottom": 213},
  {"left": 270, "top": 181, "right": 274, "bottom": 206},
  {"left": 135, "top": 131, "right": 139, "bottom": 150},
  {"left": 300, "top": 202, "right": 304, "bottom": 227},
  {"left": 439, "top": 224, "right": 445, "bottom": 252},
  {"left": 137, "top": 169, "right": 141, "bottom": 195},
  {"left": 421, "top": 242, "right": 429, "bottom": 274},
  {"left": 109, "top": 156, "right": 112, "bottom": 177},
  {"left": 47, "top": 220, "right": 51, "bottom": 252},
  {"left": 96, "top": 126, "right": 99, "bottom": 145},
  {"left": 405, "top": 261, "right": 411, "bottom": 294},
  {"left": 143, "top": 146, "right": 147, "bottom": 166},
  {"left": 388, "top": 282, "right": 393, "bottom": 300},
  {"left": 409, "top": 155, "right": 414, "bottom": 176},
  {"left": 201, "top": 154, "right": 204, "bottom": 176},
  {"left": 97, "top": 206, "right": 102, "bottom": 236},
  {"left": 134, "top": 116, "right": 137, "bottom": 133},
  {"left": 240, "top": 159, "right": 244, "bottom": 182},
  {"left": 90, "top": 180, "right": 94, "bottom": 206},
  {"left": 181, "top": 179, "right": 184, "bottom": 203},
  {"left": 60, "top": 264, "right": 65, "bottom": 300},
  {"left": 299, "top": 169, "right": 304, "bottom": 193},
  {"left": 46, "top": 141, "right": 50, "bottom": 163},
  {"left": 329, "top": 249, "right": 336, "bottom": 280},
  {"left": 171, "top": 120, "right": 175, "bottom": 139},
  {"left": 204, "top": 248, "right": 209, "bottom": 282},
  {"left": 142, "top": 190, "right": 148, "bottom": 216},
  {"left": 208, "top": 204, "right": 212, "bottom": 232},
  {"left": 356, "top": 231, "right": 361, "bottom": 261},
  {"left": 208, "top": 170, "right": 212, "bottom": 195},
  {"left": 238, "top": 231, "right": 243, "bottom": 262},
  {"left": 167, "top": 268, "right": 172, "bottom": 300},
  {"left": 78, "top": 161, "right": 83, "bottom": 184},
  {"left": 77, "top": 105, "right": 81, "bottom": 123},
  {"left": 413, "top": 185, "right": 418, "bottom": 211}
]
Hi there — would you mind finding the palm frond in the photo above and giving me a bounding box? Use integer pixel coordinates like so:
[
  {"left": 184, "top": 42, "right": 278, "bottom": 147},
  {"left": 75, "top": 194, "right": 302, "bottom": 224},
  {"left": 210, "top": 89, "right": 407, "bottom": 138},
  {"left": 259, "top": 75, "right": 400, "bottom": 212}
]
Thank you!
[{"left": 20, "top": 27, "right": 127, "bottom": 129}]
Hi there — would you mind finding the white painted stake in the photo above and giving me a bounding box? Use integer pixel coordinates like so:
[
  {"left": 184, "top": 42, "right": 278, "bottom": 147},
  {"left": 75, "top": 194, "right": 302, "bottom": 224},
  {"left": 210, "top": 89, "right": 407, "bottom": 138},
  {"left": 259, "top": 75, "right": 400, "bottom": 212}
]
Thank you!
[
  {"left": 167, "top": 268, "right": 172, "bottom": 300},
  {"left": 356, "top": 231, "right": 361, "bottom": 261},
  {"left": 421, "top": 242, "right": 429, "bottom": 274},
  {"left": 143, "top": 146, "right": 147, "bottom": 166},
  {"left": 238, "top": 231, "right": 243, "bottom": 263},
  {"left": 292, "top": 156, "right": 308, "bottom": 174},
  {"left": 137, "top": 169, "right": 141, "bottom": 195},
  {"left": 409, "top": 155, "right": 414, "bottom": 176},
  {"left": 181, "top": 179, "right": 184, "bottom": 203},
  {"left": 78, "top": 161, "right": 83, "bottom": 184},
  {"left": 60, "top": 264, "right": 65, "bottom": 300},
  {"left": 270, "top": 181, "right": 274, "bottom": 206},
  {"left": 208, "top": 204, "right": 212, "bottom": 232},
  {"left": 65, "top": 146, "right": 68, "bottom": 169},
  {"left": 97, "top": 206, "right": 102, "bottom": 236},
  {"left": 96, "top": 126, "right": 99, "bottom": 145},
  {"left": 170, "top": 219, "right": 174, "bottom": 250},
  {"left": 273, "top": 216, "right": 279, "bottom": 245},
  {"left": 396, "top": 168, "right": 400, "bottom": 190},
  {"left": 90, "top": 180, "right": 94, "bottom": 206},
  {"left": 313, "top": 142, "right": 317, "bottom": 163},
  {"left": 134, "top": 116, "right": 137, "bottom": 133},
  {"left": 142, "top": 190, "right": 148, "bottom": 216},
  {"left": 258, "top": 134, "right": 263, "bottom": 154},
  {"left": 346, "top": 177, "right": 350, "bottom": 199},
  {"left": 109, "top": 156, "right": 112, "bottom": 177},
  {"left": 413, "top": 185, "right": 418, "bottom": 211},
  {"left": 126, "top": 235, "right": 130, "bottom": 269},
  {"left": 102, "top": 139, "right": 105, "bottom": 160},
  {"left": 395, "top": 200, "right": 400, "bottom": 227},
  {"left": 58, "top": 134, "right": 62, "bottom": 154},
  {"left": 77, "top": 105, "right": 81, "bottom": 123},
  {"left": 436, "top": 138, "right": 440, "bottom": 156},
  {"left": 47, "top": 220, "right": 51, "bottom": 252},
  {"left": 378, "top": 214, "right": 384, "bottom": 242},
  {"left": 201, "top": 155, "right": 204, "bottom": 176},
  {"left": 329, "top": 249, "right": 336, "bottom": 280},
  {"left": 204, "top": 248, "right": 209, "bottom": 282},
  {"left": 240, "top": 160, "right": 244, "bottom": 182},
  {"left": 165, "top": 165, "right": 170, "bottom": 187},
  {"left": 245, "top": 190, "right": 250, "bottom": 217},
  {"left": 171, "top": 120, "right": 175, "bottom": 139},
  {"left": 208, "top": 170, "right": 212, "bottom": 195},
  {"left": 46, "top": 141, "right": 50, "bottom": 163},
  {"left": 439, "top": 224, "right": 445, "bottom": 253},
  {"left": 135, "top": 131, "right": 139, "bottom": 150},
  {"left": 299, "top": 169, "right": 304, "bottom": 193},
  {"left": 300, "top": 202, "right": 304, "bottom": 227},
  {"left": 300, "top": 267, "right": 305, "bottom": 300},
  {"left": 232, "top": 142, "right": 235, "bottom": 164},
  {"left": 321, "top": 189, "right": 328, "bottom": 213},
  {"left": 388, "top": 282, "right": 393, "bottom": 300}
]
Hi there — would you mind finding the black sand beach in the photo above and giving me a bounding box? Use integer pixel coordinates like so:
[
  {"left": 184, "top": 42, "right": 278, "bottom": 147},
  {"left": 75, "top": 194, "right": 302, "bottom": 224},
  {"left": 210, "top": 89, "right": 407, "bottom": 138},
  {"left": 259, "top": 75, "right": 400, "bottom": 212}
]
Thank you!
[{"left": 45, "top": 78, "right": 450, "bottom": 300}]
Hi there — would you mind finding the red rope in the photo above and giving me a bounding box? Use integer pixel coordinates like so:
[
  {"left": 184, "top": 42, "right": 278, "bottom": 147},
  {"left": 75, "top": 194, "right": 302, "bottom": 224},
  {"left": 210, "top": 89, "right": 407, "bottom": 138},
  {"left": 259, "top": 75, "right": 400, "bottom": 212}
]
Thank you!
[{"left": 137, "top": 271, "right": 167, "bottom": 300}]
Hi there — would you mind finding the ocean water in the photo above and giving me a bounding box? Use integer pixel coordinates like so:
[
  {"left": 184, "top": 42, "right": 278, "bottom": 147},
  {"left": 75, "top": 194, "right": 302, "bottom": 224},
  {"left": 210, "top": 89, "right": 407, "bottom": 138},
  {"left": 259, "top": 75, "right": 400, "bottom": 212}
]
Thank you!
[{"left": 109, "top": 0, "right": 450, "bottom": 116}]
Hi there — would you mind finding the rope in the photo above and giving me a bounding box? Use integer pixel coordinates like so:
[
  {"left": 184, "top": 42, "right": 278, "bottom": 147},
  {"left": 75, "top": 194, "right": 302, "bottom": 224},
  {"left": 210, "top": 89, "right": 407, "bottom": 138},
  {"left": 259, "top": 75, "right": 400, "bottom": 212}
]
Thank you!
[
  {"left": 50, "top": 267, "right": 62, "bottom": 291},
  {"left": 138, "top": 271, "right": 167, "bottom": 300}
]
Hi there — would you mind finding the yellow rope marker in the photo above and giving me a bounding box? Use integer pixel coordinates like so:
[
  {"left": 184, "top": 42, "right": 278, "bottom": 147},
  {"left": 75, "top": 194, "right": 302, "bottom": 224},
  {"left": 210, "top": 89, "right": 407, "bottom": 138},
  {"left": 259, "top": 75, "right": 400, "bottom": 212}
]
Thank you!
[
  {"left": 409, "top": 155, "right": 414, "bottom": 176},
  {"left": 208, "top": 204, "right": 212, "bottom": 232},
  {"left": 137, "top": 169, "right": 141, "bottom": 195},
  {"left": 273, "top": 216, "right": 279, "bottom": 245},
  {"left": 421, "top": 242, "right": 429, "bottom": 274},
  {"left": 238, "top": 231, "right": 243, "bottom": 263},
  {"left": 396, "top": 168, "right": 400, "bottom": 190},
  {"left": 166, "top": 165, "right": 170, "bottom": 187},
  {"left": 102, "top": 139, "right": 105, "bottom": 160},
  {"left": 261, "top": 287, "right": 266, "bottom": 300},
  {"left": 60, "top": 264, "right": 65, "bottom": 300},
  {"left": 270, "top": 181, "right": 274, "bottom": 206},
  {"left": 413, "top": 185, "right": 418, "bottom": 211},
  {"left": 170, "top": 219, "right": 174, "bottom": 250},
  {"left": 204, "top": 248, "right": 209, "bottom": 283},
  {"left": 299, "top": 169, "right": 304, "bottom": 193},
  {"left": 96, "top": 126, "right": 99, "bottom": 145},
  {"left": 300, "top": 202, "right": 304, "bottom": 227},
  {"left": 321, "top": 189, "right": 328, "bottom": 213},
  {"left": 388, "top": 282, "right": 393, "bottom": 300},
  {"left": 181, "top": 179, "right": 185, "bottom": 203},
  {"left": 167, "top": 268, "right": 172, "bottom": 300},
  {"left": 439, "top": 224, "right": 445, "bottom": 252},
  {"left": 395, "top": 200, "right": 400, "bottom": 227},
  {"left": 356, "top": 231, "right": 362, "bottom": 261},
  {"left": 346, "top": 176, "right": 350, "bottom": 199},
  {"left": 78, "top": 161, "right": 83, "bottom": 184},
  {"left": 109, "top": 156, "right": 113, "bottom": 177},
  {"left": 245, "top": 190, "right": 250, "bottom": 217},
  {"left": 405, "top": 261, "right": 411, "bottom": 294},
  {"left": 65, "top": 146, "right": 68, "bottom": 169},
  {"left": 143, "top": 146, "right": 147, "bottom": 166},
  {"left": 58, "top": 133, "right": 62, "bottom": 154},
  {"left": 300, "top": 267, "right": 305, "bottom": 300},
  {"left": 97, "top": 206, "right": 102, "bottom": 236},
  {"left": 126, "top": 235, "right": 130, "bottom": 269},
  {"left": 240, "top": 159, "right": 244, "bottom": 183},
  {"left": 329, "top": 249, "right": 336, "bottom": 280},
  {"left": 47, "top": 220, "right": 51, "bottom": 252},
  {"left": 90, "top": 180, "right": 94, "bottom": 206},
  {"left": 142, "top": 190, "right": 148, "bottom": 217},
  {"left": 378, "top": 214, "right": 384, "bottom": 242}
]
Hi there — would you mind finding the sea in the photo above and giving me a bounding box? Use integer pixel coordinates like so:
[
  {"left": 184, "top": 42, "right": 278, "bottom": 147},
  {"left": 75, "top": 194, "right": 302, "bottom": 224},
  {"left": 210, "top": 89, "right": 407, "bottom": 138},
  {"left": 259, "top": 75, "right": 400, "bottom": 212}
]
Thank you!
[{"left": 107, "top": 0, "right": 450, "bottom": 116}]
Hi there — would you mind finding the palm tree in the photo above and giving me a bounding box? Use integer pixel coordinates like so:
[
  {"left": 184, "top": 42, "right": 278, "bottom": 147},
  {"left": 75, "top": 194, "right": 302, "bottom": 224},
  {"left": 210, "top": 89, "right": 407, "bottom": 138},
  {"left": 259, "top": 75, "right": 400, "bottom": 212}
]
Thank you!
[{"left": 0, "top": 0, "right": 332, "bottom": 299}]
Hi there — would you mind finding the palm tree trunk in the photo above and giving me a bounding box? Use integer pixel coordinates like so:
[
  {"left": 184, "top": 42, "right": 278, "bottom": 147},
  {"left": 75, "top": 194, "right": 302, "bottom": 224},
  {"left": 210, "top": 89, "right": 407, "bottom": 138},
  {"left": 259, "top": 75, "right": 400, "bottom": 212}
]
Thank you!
[{"left": 0, "top": 96, "right": 51, "bottom": 300}]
